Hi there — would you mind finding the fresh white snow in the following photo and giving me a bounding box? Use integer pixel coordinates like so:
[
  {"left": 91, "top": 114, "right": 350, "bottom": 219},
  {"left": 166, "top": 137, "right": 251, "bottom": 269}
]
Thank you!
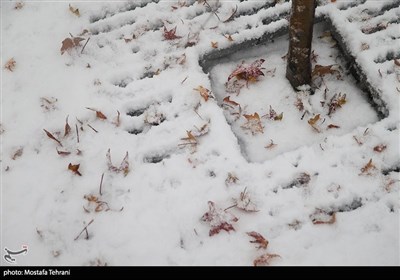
[{"left": 1, "top": 0, "right": 399, "bottom": 266}]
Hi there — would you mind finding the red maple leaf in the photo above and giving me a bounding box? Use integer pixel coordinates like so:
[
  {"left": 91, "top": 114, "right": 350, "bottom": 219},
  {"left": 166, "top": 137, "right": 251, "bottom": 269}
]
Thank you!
[
  {"left": 201, "top": 201, "right": 238, "bottom": 236},
  {"left": 163, "top": 26, "right": 181, "bottom": 40}
]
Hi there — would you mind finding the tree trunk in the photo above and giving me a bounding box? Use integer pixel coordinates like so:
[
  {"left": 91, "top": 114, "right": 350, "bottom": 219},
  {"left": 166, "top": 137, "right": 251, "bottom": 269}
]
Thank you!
[{"left": 286, "top": 0, "right": 316, "bottom": 90}]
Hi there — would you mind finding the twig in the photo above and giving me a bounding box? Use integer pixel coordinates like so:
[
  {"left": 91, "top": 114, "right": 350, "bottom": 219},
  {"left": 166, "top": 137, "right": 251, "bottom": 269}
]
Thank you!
[
  {"left": 223, "top": 5, "right": 238, "bottom": 23},
  {"left": 87, "top": 124, "right": 98, "bottom": 133},
  {"left": 224, "top": 204, "right": 237, "bottom": 211},
  {"left": 75, "top": 124, "right": 80, "bottom": 143},
  {"left": 181, "top": 76, "right": 188, "bottom": 84},
  {"left": 99, "top": 173, "right": 104, "bottom": 196},
  {"left": 81, "top": 37, "right": 90, "bottom": 54},
  {"left": 74, "top": 219, "right": 94, "bottom": 241}
]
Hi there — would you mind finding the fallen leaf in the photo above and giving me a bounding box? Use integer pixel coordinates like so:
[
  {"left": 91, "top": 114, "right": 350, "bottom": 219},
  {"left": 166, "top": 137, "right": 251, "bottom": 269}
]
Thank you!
[
  {"left": 106, "top": 149, "right": 130, "bottom": 176},
  {"left": 328, "top": 93, "right": 346, "bottom": 116},
  {"left": 373, "top": 144, "right": 387, "bottom": 153},
  {"left": 311, "top": 210, "right": 336, "bottom": 225},
  {"left": 308, "top": 114, "right": 321, "bottom": 132},
  {"left": 113, "top": 110, "right": 121, "bottom": 127},
  {"left": 43, "top": 129, "right": 63, "bottom": 146},
  {"left": 228, "top": 59, "right": 265, "bottom": 87},
  {"left": 201, "top": 201, "right": 238, "bottom": 236},
  {"left": 14, "top": 2, "right": 24, "bottom": 9},
  {"left": 86, "top": 107, "right": 107, "bottom": 120},
  {"left": 211, "top": 41, "right": 218, "bottom": 48},
  {"left": 265, "top": 139, "right": 277, "bottom": 149},
  {"left": 265, "top": 105, "right": 283, "bottom": 121},
  {"left": 223, "top": 96, "right": 240, "bottom": 107},
  {"left": 181, "top": 131, "right": 197, "bottom": 143},
  {"left": 4, "top": 58, "right": 16, "bottom": 72},
  {"left": 56, "top": 148, "right": 71, "bottom": 156},
  {"left": 40, "top": 97, "right": 58, "bottom": 112},
  {"left": 224, "top": 34, "right": 234, "bottom": 41},
  {"left": 312, "top": 64, "right": 341, "bottom": 79},
  {"left": 60, "top": 36, "right": 85, "bottom": 55},
  {"left": 11, "top": 147, "right": 23, "bottom": 160},
  {"left": 327, "top": 124, "right": 340, "bottom": 129},
  {"left": 247, "top": 231, "right": 269, "bottom": 249},
  {"left": 225, "top": 172, "right": 239, "bottom": 186},
  {"left": 241, "top": 113, "right": 263, "bottom": 135},
  {"left": 233, "top": 187, "right": 259, "bottom": 212},
  {"left": 360, "top": 158, "right": 376, "bottom": 175},
  {"left": 68, "top": 163, "right": 82, "bottom": 176},
  {"left": 163, "top": 26, "right": 181, "bottom": 40},
  {"left": 253, "top": 254, "right": 281, "bottom": 266},
  {"left": 69, "top": 4, "right": 80, "bottom": 17},
  {"left": 394, "top": 59, "right": 400, "bottom": 67},
  {"left": 64, "top": 116, "right": 71, "bottom": 137},
  {"left": 194, "top": 86, "right": 211, "bottom": 102}
]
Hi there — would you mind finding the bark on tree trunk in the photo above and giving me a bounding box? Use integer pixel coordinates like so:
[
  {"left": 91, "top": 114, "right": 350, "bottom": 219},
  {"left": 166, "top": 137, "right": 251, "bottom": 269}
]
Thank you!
[{"left": 286, "top": 0, "right": 316, "bottom": 90}]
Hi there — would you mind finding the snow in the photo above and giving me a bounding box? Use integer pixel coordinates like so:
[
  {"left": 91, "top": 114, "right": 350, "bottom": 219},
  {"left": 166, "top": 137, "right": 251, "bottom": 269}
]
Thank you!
[{"left": 1, "top": 0, "right": 399, "bottom": 266}]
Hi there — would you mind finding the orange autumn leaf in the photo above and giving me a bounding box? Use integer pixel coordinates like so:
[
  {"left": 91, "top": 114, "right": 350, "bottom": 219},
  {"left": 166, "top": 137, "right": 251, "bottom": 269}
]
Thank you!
[
  {"left": 43, "top": 129, "right": 63, "bottom": 146},
  {"left": 194, "top": 86, "right": 211, "bottom": 102},
  {"left": 223, "top": 96, "right": 240, "bottom": 107},
  {"left": 68, "top": 163, "right": 82, "bottom": 176},
  {"left": 60, "top": 36, "right": 85, "bottom": 55},
  {"left": 86, "top": 107, "right": 107, "bottom": 120}
]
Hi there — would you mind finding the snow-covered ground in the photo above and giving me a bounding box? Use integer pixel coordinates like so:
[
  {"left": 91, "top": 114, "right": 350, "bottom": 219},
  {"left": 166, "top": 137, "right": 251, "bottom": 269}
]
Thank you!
[{"left": 1, "top": 0, "right": 399, "bottom": 266}]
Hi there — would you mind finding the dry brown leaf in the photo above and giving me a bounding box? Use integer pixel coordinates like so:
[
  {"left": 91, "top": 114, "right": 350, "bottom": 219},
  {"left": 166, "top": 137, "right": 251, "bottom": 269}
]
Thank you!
[
  {"left": 211, "top": 41, "right": 218, "bottom": 48},
  {"left": 4, "top": 58, "right": 16, "bottom": 72},
  {"left": 224, "top": 34, "right": 234, "bottom": 42},
  {"left": 242, "top": 113, "right": 263, "bottom": 135},
  {"left": 373, "top": 144, "right": 387, "bottom": 153},
  {"left": 56, "top": 148, "right": 71, "bottom": 156},
  {"left": 68, "top": 163, "right": 82, "bottom": 176},
  {"left": 394, "top": 59, "right": 400, "bottom": 67},
  {"left": 312, "top": 64, "right": 341, "bottom": 79},
  {"left": 64, "top": 116, "right": 71, "bottom": 137},
  {"left": 181, "top": 131, "right": 197, "bottom": 143},
  {"left": 106, "top": 149, "right": 130, "bottom": 176},
  {"left": 327, "top": 124, "right": 340, "bottom": 129},
  {"left": 194, "top": 86, "right": 211, "bottom": 102},
  {"left": 223, "top": 96, "right": 240, "bottom": 107},
  {"left": 253, "top": 254, "right": 281, "bottom": 266},
  {"left": 86, "top": 107, "right": 107, "bottom": 120},
  {"left": 14, "top": 2, "right": 24, "bottom": 9},
  {"left": 69, "top": 4, "right": 80, "bottom": 17},
  {"left": 328, "top": 93, "right": 346, "bottom": 116},
  {"left": 113, "top": 110, "right": 121, "bottom": 127},
  {"left": 12, "top": 147, "right": 23, "bottom": 160},
  {"left": 308, "top": 114, "right": 321, "bottom": 132},
  {"left": 43, "top": 129, "right": 63, "bottom": 146},
  {"left": 360, "top": 158, "right": 376, "bottom": 175},
  {"left": 233, "top": 187, "right": 259, "bottom": 212},
  {"left": 265, "top": 139, "right": 277, "bottom": 149},
  {"left": 201, "top": 201, "right": 238, "bottom": 236},
  {"left": 311, "top": 210, "right": 336, "bottom": 225},
  {"left": 225, "top": 172, "right": 239, "bottom": 186},
  {"left": 247, "top": 231, "right": 269, "bottom": 249},
  {"left": 60, "top": 36, "right": 85, "bottom": 55},
  {"left": 40, "top": 97, "right": 58, "bottom": 112}
]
